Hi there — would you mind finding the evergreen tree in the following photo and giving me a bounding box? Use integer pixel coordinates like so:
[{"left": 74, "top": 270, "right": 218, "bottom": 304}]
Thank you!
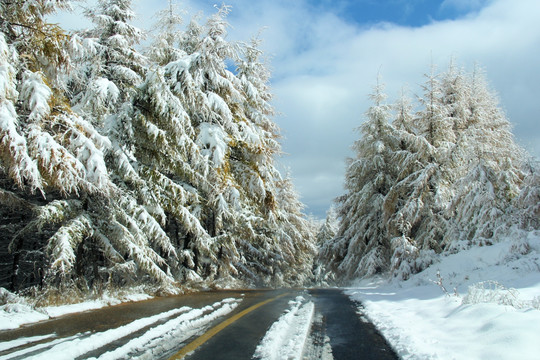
[
  {"left": 325, "top": 80, "right": 399, "bottom": 279},
  {"left": 322, "top": 62, "right": 528, "bottom": 282},
  {"left": 273, "top": 176, "right": 317, "bottom": 285},
  {"left": 516, "top": 159, "right": 540, "bottom": 230},
  {"left": 146, "top": 0, "right": 185, "bottom": 66},
  {"left": 314, "top": 206, "right": 339, "bottom": 284},
  {"left": 69, "top": 0, "right": 147, "bottom": 123},
  {"left": 384, "top": 65, "right": 465, "bottom": 278},
  {"left": 0, "top": 0, "right": 118, "bottom": 290},
  {"left": 316, "top": 206, "right": 339, "bottom": 246},
  {"left": 1, "top": 2, "right": 317, "bottom": 295},
  {"left": 446, "top": 67, "right": 524, "bottom": 246}
]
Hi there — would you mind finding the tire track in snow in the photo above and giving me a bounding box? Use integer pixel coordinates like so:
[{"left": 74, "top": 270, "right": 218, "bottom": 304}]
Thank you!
[
  {"left": 0, "top": 335, "right": 54, "bottom": 353},
  {"left": 0, "top": 298, "right": 241, "bottom": 360},
  {"left": 96, "top": 298, "right": 240, "bottom": 360},
  {"left": 252, "top": 296, "right": 314, "bottom": 360},
  {"left": 302, "top": 312, "right": 333, "bottom": 360},
  {"left": 0, "top": 333, "right": 88, "bottom": 360}
]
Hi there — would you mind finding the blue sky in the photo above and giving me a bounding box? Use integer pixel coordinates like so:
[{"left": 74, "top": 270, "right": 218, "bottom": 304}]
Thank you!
[
  {"left": 52, "top": 0, "right": 540, "bottom": 219},
  {"left": 313, "top": 0, "right": 467, "bottom": 26}
]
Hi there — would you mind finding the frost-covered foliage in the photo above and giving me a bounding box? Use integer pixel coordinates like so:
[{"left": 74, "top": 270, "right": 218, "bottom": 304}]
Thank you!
[
  {"left": 517, "top": 159, "right": 540, "bottom": 230},
  {"left": 1, "top": 2, "right": 315, "bottom": 295},
  {"left": 320, "top": 63, "right": 533, "bottom": 283},
  {"left": 68, "top": 0, "right": 146, "bottom": 122},
  {"left": 330, "top": 80, "right": 398, "bottom": 279}
]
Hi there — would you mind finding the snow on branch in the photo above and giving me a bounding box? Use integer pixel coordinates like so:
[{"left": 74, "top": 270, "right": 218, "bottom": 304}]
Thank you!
[
  {"left": 28, "top": 125, "right": 87, "bottom": 194},
  {"left": 198, "top": 122, "right": 229, "bottom": 167},
  {"left": 19, "top": 70, "right": 52, "bottom": 122},
  {"left": 47, "top": 214, "right": 93, "bottom": 276}
]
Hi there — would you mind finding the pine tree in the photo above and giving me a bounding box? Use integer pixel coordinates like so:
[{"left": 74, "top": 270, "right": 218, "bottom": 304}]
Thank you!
[
  {"left": 314, "top": 206, "right": 339, "bottom": 284},
  {"left": 146, "top": 0, "right": 185, "bottom": 66},
  {"left": 316, "top": 206, "right": 339, "bottom": 246},
  {"left": 322, "top": 62, "right": 527, "bottom": 282},
  {"left": 446, "top": 67, "right": 524, "bottom": 246},
  {"left": 69, "top": 0, "right": 147, "bottom": 123},
  {"left": 0, "top": 0, "right": 118, "bottom": 290},
  {"left": 324, "top": 80, "right": 399, "bottom": 280},
  {"left": 383, "top": 66, "right": 459, "bottom": 279},
  {"left": 1, "top": 2, "right": 317, "bottom": 294},
  {"left": 516, "top": 159, "right": 540, "bottom": 230}
]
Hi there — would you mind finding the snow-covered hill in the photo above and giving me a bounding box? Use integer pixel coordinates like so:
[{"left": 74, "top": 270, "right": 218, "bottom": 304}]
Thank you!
[{"left": 347, "top": 231, "right": 540, "bottom": 359}]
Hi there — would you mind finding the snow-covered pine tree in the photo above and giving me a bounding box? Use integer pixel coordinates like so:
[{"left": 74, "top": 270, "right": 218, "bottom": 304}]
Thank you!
[
  {"left": 445, "top": 67, "right": 524, "bottom": 247},
  {"left": 109, "top": 3, "right": 227, "bottom": 287},
  {"left": 158, "top": 6, "right": 317, "bottom": 287},
  {"left": 69, "top": 0, "right": 147, "bottom": 123},
  {"left": 382, "top": 90, "right": 435, "bottom": 279},
  {"left": 408, "top": 66, "right": 454, "bottom": 248},
  {"left": 516, "top": 159, "right": 540, "bottom": 231},
  {"left": 316, "top": 206, "right": 339, "bottom": 246},
  {"left": 146, "top": 0, "right": 186, "bottom": 66},
  {"left": 40, "top": 0, "right": 188, "bottom": 290},
  {"left": 383, "top": 66, "right": 463, "bottom": 279},
  {"left": 162, "top": 6, "right": 240, "bottom": 240},
  {"left": 147, "top": 6, "right": 242, "bottom": 286},
  {"left": 314, "top": 206, "right": 339, "bottom": 284},
  {"left": 225, "top": 35, "right": 314, "bottom": 287},
  {"left": 322, "top": 79, "right": 399, "bottom": 280},
  {"left": 2, "top": 1, "right": 316, "bottom": 294},
  {"left": 272, "top": 176, "right": 317, "bottom": 286},
  {"left": 0, "top": 0, "right": 117, "bottom": 290},
  {"left": 323, "top": 61, "right": 528, "bottom": 283}
]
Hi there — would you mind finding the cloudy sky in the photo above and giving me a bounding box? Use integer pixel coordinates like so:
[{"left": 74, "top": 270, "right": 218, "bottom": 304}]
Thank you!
[{"left": 54, "top": 0, "right": 540, "bottom": 218}]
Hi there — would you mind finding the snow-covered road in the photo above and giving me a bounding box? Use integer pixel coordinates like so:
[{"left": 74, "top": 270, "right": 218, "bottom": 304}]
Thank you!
[
  {"left": 0, "top": 297, "right": 240, "bottom": 360},
  {"left": 0, "top": 289, "right": 397, "bottom": 360}
]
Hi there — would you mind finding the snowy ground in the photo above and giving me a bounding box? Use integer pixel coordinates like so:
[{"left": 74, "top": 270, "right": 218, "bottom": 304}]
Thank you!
[{"left": 346, "top": 231, "right": 540, "bottom": 360}]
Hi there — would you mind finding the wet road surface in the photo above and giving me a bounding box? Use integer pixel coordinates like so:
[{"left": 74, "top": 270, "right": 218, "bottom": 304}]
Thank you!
[
  {"left": 308, "top": 289, "right": 397, "bottom": 360},
  {"left": 0, "top": 288, "right": 398, "bottom": 359}
]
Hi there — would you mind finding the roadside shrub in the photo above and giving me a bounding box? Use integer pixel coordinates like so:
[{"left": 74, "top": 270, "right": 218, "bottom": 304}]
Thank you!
[{"left": 462, "top": 281, "right": 522, "bottom": 308}]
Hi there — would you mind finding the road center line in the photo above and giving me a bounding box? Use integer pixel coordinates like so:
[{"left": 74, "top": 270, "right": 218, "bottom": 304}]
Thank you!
[{"left": 168, "top": 292, "right": 290, "bottom": 359}]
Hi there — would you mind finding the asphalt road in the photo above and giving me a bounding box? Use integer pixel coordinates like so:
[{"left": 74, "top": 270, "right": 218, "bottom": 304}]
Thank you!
[{"left": 0, "top": 288, "right": 398, "bottom": 360}]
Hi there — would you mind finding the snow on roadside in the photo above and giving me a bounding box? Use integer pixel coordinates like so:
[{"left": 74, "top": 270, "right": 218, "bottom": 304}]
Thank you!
[
  {"left": 43, "top": 292, "right": 152, "bottom": 318},
  {"left": 0, "top": 298, "right": 240, "bottom": 360},
  {"left": 1, "top": 306, "right": 189, "bottom": 360},
  {"left": 0, "top": 334, "right": 54, "bottom": 352},
  {"left": 346, "top": 232, "right": 540, "bottom": 360},
  {"left": 0, "top": 288, "right": 152, "bottom": 331},
  {"left": 0, "top": 288, "right": 47, "bottom": 330},
  {"left": 253, "top": 296, "right": 315, "bottom": 360}
]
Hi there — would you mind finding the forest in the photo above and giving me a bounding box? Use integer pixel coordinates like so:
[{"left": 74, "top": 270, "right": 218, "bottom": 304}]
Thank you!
[
  {"left": 0, "top": 0, "right": 316, "bottom": 300},
  {"left": 317, "top": 66, "right": 540, "bottom": 283},
  {"left": 1, "top": 1, "right": 539, "bottom": 304}
]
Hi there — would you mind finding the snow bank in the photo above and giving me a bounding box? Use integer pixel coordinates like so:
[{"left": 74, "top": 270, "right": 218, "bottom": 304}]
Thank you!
[
  {"left": 253, "top": 296, "right": 314, "bottom": 360},
  {"left": 346, "top": 232, "right": 540, "bottom": 360},
  {"left": 0, "top": 288, "right": 152, "bottom": 331},
  {"left": 0, "top": 289, "right": 49, "bottom": 330}
]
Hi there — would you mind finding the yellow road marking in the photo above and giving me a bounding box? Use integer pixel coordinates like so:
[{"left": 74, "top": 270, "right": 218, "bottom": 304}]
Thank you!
[{"left": 168, "top": 292, "right": 289, "bottom": 359}]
